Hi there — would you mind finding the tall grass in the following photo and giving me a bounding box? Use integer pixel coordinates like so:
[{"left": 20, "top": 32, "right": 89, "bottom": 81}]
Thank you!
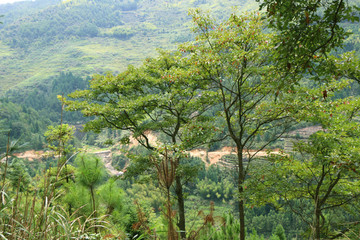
[
  {"left": 0, "top": 170, "right": 111, "bottom": 239},
  {"left": 0, "top": 136, "right": 111, "bottom": 239}
]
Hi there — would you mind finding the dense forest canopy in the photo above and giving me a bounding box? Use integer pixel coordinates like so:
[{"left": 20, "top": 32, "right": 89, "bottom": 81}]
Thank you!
[{"left": 0, "top": 0, "right": 360, "bottom": 239}]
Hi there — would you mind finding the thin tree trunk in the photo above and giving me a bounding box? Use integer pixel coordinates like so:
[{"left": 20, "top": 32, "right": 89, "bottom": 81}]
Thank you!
[
  {"left": 238, "top": 198, "right": 245, "bottom": 240},
  {"left": 171, "top": 130, "right": 186, "bottom": 239},
  {"left": 1, "top": 132, "right": 10, "bottom": 190},
  {"left": 90, "top": 186, "right": 97, "bottom": 233},
  {"left": 90, "top": 186, "right": 96, "bottom": 215},
  {"left": 314, "top": 200, "right": 321, "bottom": 240},
  {"left": 167, "top": 187, "right": 176, "bottom": 240},
  {"left": 175, "top": 176, "right": 186, "bottom": 239},
  {"left": 64, "top": 164, "right": 73, "bottom": 216},
  {"left": 237, "top": 145, "right": 245, "bottom": 240}
]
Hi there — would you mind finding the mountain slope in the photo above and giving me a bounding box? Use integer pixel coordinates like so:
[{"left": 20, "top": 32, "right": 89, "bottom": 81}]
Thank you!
[{"left": 0, "top": 0, "right": 257, "bottom": 92}]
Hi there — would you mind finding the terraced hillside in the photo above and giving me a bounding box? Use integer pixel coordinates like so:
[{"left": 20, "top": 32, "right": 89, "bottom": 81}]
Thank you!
[{"left": 0, "top": 0, "right": 257, "bottom": 92}]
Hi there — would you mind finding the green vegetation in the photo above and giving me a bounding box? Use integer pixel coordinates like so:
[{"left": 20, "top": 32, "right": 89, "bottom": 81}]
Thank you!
[
  {"left": 1, "top": 0, "right": 360, "bottom": 239},
  {"left": 64, "top": 49, "right": 219, "bottom": 238},
  {"left": 0, "top": 0, "right": 251, "bottom": 92}
]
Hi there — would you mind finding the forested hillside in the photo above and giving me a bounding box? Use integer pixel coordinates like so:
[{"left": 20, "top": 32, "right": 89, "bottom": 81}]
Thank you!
[
  {"left": 0, "top": 0, "right": 257, "bottom": 92},
  {"left": 1, "top": 0, "right": 360, "bottom": 239},
  {"left": 0, "top": 0, "right": 260, "bottom": 149}
]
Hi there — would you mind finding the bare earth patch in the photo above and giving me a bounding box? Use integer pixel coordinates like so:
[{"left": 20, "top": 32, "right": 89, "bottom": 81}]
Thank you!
[
  {"left": 13, "top": 150, "right": 48, "bottom": 161},
  {"left": 189, "top": 147, "right": 282, "bottom": 165},
  {"left": 10, "top": 130, "right": 284, "bottom": 175}
]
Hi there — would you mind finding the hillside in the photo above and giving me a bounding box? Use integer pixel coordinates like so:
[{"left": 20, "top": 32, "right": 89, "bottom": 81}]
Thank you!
[
  {"left": 0, "top": 0, "right": 359, "bottom": 150},
  {"left": 0, "top": 0, "right": 258, "bottom": 93},
  {"left": 1, "top": 1, "right": 360, "bottom": 239}
]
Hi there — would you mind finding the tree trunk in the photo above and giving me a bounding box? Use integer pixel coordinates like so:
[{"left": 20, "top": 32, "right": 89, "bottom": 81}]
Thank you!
[
  {"left": 167, "top": 188, "right": 177, "bottom": 240},
  {"left": 237, "top": 145, "right": 245, "bottom": 240},
  {"left": 90, "top": 186, "right": 96, "bottom": 215},
  {"left": 175, "top": 176, "right": 186, "bottom": 239},
  {"left": 64, "top": 164, "right": 73, "bottom": 216},
  {"left": 238, "top": 197, "right": 245, "bottom": 240},
  {"left": 1, "top": 133, "right": 10, "bottom": 190},
  {"left": 90, "top": 186, "right": 97, "bottom": 233},
  {"left": 314, "top": 203, "right": 321, "bottom": 240}
]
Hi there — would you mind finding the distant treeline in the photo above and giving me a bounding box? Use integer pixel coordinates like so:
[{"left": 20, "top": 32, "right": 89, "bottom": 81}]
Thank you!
[{"left": 0, "top": 0, "right": 139, "bottom": 48}]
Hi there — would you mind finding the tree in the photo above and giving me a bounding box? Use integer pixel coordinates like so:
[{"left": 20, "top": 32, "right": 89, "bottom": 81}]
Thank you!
[
  {"left": 7, "top": 158, "right": 31, "bottom": 191},
  {"left": 150, "top": 148, "right": 178, "bottom": 240},
  {"left": 181, "top": 10, "right": 303, "bottom": 240},
  {"left": 44, "top": 123, "right": 75, "bottom": 166},
  {"left": 64, "top": 50, "right": 216, "bottom": 238},
  {"left": 44, "top": 95, "right": 76, "bottom": 171},
  {"left": 271, "top": 224, "right": 286, "bottom": 240},
  {"left": 1, "top": 133, "right": 27, "bottom": 196},
  {"left": 250, "top": 2, "right": 360, "bottom": 237},
  {"left": 256, "top": 0, "right": 360, "bottom": 77},
  {"left": 75, "top": 153, "right": 106, "bottom": 218},
  {"left": 97, "top": 178, "right": 124, "bottom": 215},
  {"left": 258, "top": 92, "right": 360, "bottom": 239},
  {"left": 331, "top": 51, "right": 360, "bottom": 84},
  {"left": 43, "top": 96, "right": 78, "bottom": 216}
]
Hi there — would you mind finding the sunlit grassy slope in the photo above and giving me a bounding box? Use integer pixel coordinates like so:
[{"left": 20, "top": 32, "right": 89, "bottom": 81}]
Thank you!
[{"left": 0, "top": 0, "right": 258, "bottom": 93}]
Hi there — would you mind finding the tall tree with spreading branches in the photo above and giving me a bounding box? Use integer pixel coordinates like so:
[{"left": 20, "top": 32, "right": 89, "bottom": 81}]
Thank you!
[
  {"left": 64, "top": 50, "right": 218, "bottom": 239},
  {"left": 180, "top": 10, "right": 306, "bottom": 240}
]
